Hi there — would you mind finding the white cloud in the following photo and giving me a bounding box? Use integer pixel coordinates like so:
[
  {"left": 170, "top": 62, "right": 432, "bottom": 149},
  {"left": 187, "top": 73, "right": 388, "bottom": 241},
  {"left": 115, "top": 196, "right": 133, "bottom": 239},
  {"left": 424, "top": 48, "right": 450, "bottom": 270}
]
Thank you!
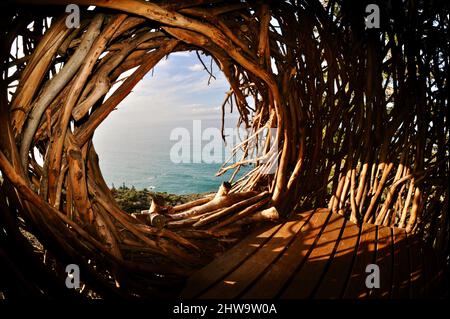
[
  {"left": 96, "top": 52, "right": 232, "bottom": 129},
  {"left": 170, "top": 51, "right": 193, "bottom": 57},
  {"left": 190, "top": 106, "right": 220, "bottom": 115},
  {"left": 154, "top": 57, "right": 171, "bottom": 69},
  {"left": 188, "top": 64, "right": 204, "bottom": 72}
]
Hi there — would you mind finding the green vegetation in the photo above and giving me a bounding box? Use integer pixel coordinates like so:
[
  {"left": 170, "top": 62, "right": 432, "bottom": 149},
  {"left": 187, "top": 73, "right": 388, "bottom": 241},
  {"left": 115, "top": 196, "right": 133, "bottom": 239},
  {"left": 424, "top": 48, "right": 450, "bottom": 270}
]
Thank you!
[{"left": 111, "top": 183, "right": 209, "bottom": 214}]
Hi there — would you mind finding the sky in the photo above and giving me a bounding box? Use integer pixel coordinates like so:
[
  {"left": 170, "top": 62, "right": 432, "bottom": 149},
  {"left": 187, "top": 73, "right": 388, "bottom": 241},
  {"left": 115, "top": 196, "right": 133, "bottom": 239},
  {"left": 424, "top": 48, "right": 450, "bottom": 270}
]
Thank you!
[
  {"left": 91, "top": 51, "right": 246, "bottom": 191},
  {"left": 97, "top": 51, "right": 233, "bottom": 128},
  {"left": 93, "top": 49, "right": 241, "bottom": 159}
]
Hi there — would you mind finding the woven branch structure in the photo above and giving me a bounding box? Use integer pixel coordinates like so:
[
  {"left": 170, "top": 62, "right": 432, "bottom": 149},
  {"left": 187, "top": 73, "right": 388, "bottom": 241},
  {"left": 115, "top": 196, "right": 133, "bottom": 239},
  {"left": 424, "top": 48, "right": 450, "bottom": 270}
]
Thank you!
[{"left": 0, "top": 0, "right": 448, "bottom": 298}]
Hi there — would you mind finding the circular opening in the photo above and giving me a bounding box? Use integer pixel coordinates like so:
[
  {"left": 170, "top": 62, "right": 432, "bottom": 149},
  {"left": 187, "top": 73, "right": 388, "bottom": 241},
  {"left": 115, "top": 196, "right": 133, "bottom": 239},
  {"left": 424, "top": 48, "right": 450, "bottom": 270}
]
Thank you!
[{"left": 93, "top": 51, "right": 250, "bottom": 195}]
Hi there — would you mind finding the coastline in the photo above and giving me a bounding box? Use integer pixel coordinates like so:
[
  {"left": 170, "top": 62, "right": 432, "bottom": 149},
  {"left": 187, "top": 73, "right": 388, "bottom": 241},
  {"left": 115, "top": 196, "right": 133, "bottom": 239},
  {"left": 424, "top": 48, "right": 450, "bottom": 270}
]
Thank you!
[{"left": 111, "top": 184, "right": 211, "bottom": 214}]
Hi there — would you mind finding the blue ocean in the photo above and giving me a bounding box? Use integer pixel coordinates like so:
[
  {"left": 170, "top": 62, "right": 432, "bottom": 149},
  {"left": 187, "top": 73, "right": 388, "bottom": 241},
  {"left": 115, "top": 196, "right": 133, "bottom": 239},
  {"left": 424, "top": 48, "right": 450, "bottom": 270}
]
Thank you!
[
  {"left": 93, "top": 117, "right": 248, "bottom": 194},
  {"left": 90, "top": 50, "right": 256, "bottom": 194}
]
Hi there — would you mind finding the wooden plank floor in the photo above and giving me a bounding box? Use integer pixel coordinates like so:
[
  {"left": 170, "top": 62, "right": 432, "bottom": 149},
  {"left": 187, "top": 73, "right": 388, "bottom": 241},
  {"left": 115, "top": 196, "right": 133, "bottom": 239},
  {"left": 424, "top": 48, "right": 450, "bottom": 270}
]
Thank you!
[{"left": 181, "top": 209, "right": 446, "bottom": 299}]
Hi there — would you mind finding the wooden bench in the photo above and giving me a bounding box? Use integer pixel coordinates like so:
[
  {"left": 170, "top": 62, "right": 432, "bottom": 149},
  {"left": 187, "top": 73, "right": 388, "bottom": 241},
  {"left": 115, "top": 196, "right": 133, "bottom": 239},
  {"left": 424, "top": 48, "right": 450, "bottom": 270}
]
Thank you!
[{"left": 181, "top": 209, "right": 446, "bottom": 299}]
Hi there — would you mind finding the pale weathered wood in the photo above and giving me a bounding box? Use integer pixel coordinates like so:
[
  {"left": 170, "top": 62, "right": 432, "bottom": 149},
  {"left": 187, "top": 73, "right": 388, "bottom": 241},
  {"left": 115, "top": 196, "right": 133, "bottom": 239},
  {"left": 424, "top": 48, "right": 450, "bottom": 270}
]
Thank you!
[
  {"left": 1, "top": 0, "right": 447, "bottom": 299},
  {"left": 182, "top": 210, "right": 441, "bottom": 299}
]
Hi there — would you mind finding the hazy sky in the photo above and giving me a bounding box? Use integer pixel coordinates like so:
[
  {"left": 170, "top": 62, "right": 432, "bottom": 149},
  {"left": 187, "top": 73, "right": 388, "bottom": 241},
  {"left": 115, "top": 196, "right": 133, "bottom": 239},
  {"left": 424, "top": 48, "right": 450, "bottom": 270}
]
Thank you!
[
  {"left": 91, "top": 51, "right": 244, "bottom": 191},
  {"left": 93, "top": 50, "right": 242, "bottom": 160},
  {"left": 96, "top": 51, "right": 232, "bottom": 131}
]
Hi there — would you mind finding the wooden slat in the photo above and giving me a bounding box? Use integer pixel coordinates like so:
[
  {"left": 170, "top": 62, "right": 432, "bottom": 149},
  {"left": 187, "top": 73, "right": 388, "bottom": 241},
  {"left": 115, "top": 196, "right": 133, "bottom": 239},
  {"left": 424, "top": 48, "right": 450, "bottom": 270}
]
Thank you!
[
  {"left": 313, "top": 220, "right": 360, "bottom": 299},
  {"left": 180, "top": 221, "right": 285, "bottom": 298},
  {"left": 198, "top": 210, "right": 320, "bottom": 299},
  {"left": 240, "top": 209, "right": 332, "bottom": 299},
  {"left": 181, "top": 209, "right": 444, "bottom": 300},
  {"left": 391, "top": 227, "right": 410, "bottom": 298},
  {"left": 279, "top": 212, "right": 345, "bottom": 298},
  {"left": 342, "top": 223, "right": 377, "bottom": 298},
  {"left": 369, "top": 225, "right": 393, "bottom": 299}
]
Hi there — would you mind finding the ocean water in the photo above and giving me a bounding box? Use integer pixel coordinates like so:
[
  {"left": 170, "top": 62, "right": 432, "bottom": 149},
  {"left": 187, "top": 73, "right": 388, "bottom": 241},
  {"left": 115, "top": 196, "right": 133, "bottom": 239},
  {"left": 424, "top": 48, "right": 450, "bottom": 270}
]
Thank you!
[{"left": 93, "top": 117, "right": 249, "bottom": 194}]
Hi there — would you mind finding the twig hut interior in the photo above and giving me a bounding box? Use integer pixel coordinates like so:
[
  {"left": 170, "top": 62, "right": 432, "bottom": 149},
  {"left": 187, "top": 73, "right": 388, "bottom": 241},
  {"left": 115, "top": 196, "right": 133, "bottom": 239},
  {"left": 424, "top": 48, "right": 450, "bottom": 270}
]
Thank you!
[{"left": 0, "top": 0, "right": 448, "bottom": 299}]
